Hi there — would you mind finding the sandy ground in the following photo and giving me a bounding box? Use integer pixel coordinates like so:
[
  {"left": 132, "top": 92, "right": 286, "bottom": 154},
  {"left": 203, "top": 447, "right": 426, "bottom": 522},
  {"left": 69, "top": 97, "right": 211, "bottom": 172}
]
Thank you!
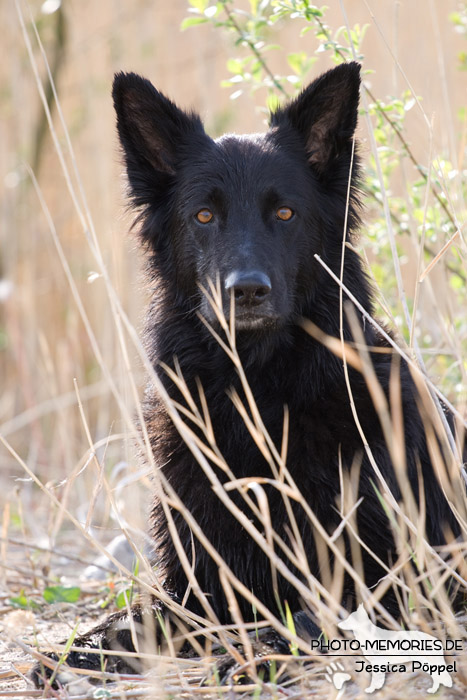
[
  {"left": 1, "top": 543, "right": 466, "bottom": 699},
  {"left": 2, "top": 610, "right": 467, "bottom": 699}
]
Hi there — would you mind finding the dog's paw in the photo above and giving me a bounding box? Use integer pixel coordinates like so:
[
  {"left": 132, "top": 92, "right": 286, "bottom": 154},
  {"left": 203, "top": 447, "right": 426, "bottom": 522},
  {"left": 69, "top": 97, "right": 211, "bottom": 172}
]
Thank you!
[
  {"left": 205, "top": 653, "right": 280, "bottom": 686},
  {"left": 32, "top": 662, "right": 94, "bottom": 694},
  {"left": 30, "top": 654, "right": 61, "bottom": 689},
  {"left": 30, "top": 647, "right": 107, "bottom": 689},
  {"left": 204, "top": 632, "right": 302, "bottom": 686}
]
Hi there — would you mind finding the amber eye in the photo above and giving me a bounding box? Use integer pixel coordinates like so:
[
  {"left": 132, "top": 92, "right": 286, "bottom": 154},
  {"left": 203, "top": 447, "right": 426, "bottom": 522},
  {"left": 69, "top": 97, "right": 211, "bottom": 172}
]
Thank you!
[
  {"left": 196, "top": 209, "right": 213, "bottom": 224},
  {"left": 276, "top": 206, "right": 294, "bottom": 221}
]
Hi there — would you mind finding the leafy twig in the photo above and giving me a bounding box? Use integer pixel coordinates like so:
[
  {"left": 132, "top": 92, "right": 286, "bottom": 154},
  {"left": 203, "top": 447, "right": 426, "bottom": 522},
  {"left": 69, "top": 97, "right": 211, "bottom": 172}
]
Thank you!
[
  {"left": 221, "top": 1, "right": 288, "bottom": 95},
  {"left": 311, "top": 13, "right": 459, "bottom": 231}
]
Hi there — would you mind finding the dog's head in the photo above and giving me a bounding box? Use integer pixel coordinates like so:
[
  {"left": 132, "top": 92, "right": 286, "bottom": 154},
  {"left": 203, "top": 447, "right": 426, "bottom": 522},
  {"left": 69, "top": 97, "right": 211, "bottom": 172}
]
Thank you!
[{"left": 112, "top": 64, "right": 361, "bottom": 332}]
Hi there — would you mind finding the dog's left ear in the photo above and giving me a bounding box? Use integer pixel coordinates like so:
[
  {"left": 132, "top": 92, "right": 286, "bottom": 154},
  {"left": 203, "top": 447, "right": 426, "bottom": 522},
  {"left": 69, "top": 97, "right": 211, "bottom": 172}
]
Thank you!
[{"left": 270, "top": 62, "right": 360, "bottom": 174}]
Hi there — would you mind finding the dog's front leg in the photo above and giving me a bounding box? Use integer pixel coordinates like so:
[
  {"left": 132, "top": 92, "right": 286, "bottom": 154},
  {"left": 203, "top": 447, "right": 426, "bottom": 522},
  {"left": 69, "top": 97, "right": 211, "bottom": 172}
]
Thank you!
[{"left": 31, "top": 598, "right": 182, "bottom": 688}]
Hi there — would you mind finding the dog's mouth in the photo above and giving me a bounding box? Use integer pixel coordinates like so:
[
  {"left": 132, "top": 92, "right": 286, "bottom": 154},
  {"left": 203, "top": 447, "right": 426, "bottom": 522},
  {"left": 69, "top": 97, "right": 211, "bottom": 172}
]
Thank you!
[
  {"left": 200, "top": 310, "right": 280, "bottom": 332},
  {"left": 199, "top": 297, "right": 282, "bottom": 332},
  {"left": 231, "top": 313, "right": 281, "bottom": 331}
]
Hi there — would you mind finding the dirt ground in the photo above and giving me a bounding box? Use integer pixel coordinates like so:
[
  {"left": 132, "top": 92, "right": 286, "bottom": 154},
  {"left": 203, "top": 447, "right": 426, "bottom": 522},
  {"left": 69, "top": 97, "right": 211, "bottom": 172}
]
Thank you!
[
  {"left": 2, "top": 619, "right": 467, "bottom": 699},
  {"left": 1, "top": 542, "right": 466, "bottom": 699}
]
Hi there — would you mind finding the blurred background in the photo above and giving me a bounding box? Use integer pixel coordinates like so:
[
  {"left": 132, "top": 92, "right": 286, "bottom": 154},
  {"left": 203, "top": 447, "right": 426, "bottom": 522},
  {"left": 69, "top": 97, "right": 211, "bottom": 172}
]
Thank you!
[{"left": 1, "top": 0, "right": 466, "bottom": 563}]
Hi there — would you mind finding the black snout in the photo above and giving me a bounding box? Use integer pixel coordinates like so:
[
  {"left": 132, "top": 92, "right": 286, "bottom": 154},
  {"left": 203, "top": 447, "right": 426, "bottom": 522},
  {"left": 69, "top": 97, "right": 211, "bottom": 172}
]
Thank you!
[{"left": 224, "top": 271, "right": 272, "bottom": 308}]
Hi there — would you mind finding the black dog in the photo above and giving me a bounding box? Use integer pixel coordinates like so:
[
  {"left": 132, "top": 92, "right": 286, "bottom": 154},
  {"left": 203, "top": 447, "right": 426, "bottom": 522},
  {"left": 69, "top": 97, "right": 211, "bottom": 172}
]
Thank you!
[{"left": 33, "top": 62, "right": 464, "bottom": 684}]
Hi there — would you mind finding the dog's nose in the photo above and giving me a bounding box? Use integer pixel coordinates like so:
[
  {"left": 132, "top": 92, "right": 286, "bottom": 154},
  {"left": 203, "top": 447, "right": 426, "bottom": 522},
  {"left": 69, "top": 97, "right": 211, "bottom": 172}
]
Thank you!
[{"left": 224, "top": 271, "right": 272, "bottom": 307}]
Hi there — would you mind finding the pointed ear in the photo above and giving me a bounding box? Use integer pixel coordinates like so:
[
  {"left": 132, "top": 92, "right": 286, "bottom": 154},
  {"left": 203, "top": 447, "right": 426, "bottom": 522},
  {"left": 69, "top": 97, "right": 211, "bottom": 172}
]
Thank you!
[
  {"left": 270, "top": 62, "right": 361, "bottom": 174},
  {"left": 112, "top": 72, "right": 207, "bottom": 202}
]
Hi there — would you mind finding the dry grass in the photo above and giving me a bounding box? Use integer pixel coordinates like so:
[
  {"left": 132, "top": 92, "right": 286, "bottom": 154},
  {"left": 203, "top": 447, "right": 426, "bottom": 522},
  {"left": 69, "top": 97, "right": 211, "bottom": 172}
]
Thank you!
[{"left": 1, "top": 1, "right": 467, "bottom": 698}]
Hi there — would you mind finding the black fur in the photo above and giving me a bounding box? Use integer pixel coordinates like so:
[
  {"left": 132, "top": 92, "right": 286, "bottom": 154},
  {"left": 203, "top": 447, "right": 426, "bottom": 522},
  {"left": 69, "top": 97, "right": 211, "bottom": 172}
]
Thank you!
[{"left": 33, "top": 63, "right": 465, "bottom": 686}]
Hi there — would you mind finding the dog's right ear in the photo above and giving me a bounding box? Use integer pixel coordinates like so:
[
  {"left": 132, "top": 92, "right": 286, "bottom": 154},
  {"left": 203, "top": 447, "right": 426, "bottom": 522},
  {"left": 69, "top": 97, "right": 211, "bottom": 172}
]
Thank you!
[{"left": 112, "top": 72, "right": 207, "bottom": 205}]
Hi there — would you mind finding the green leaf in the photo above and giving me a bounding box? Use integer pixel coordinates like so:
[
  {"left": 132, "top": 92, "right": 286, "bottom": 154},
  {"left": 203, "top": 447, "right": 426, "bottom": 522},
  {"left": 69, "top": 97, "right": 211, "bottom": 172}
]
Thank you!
[
  {"left": 266, "top": 93, "right": 281, "bottom": 112},
  {"left": 181, "top": 16, "right": 209, "bottom": 30},
  {"left": 43, "top": 585, "right": 81, "bottom": 604},
  {"left": 251, "top": 59, "right": 263, "bottom": 80},
  {"left": 48, "top": 622, "right": 80, "bottom": 687},
  {"left": 116, "top": 586, "right": 133, "bottom": 609},
  {"left": 188, "top": 0, "right": 209, "bottom": 11},
  {"left": 287, "top": 51, "right": 305, "bottom": 74},
  {"left": 9, "top": 589, "right": 40, "bottom": 610},
  {"left": 285, "top": 601, "right": 299, "bottom": 656},
  {"left": 94, "top": 689, "right": 112, "bottom": 698},
  {"left": 227, "top": 58, "right": 244, "bottom": 74}
]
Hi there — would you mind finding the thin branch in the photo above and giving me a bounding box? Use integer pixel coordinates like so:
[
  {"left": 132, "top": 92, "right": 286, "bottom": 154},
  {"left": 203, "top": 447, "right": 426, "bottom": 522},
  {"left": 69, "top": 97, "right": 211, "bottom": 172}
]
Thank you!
[
  {"left": 312, "top": 14, "right": 459, "bottom": 231},
  {"left": 221, "top": 1, "right": 288, "bottom": 96}
]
